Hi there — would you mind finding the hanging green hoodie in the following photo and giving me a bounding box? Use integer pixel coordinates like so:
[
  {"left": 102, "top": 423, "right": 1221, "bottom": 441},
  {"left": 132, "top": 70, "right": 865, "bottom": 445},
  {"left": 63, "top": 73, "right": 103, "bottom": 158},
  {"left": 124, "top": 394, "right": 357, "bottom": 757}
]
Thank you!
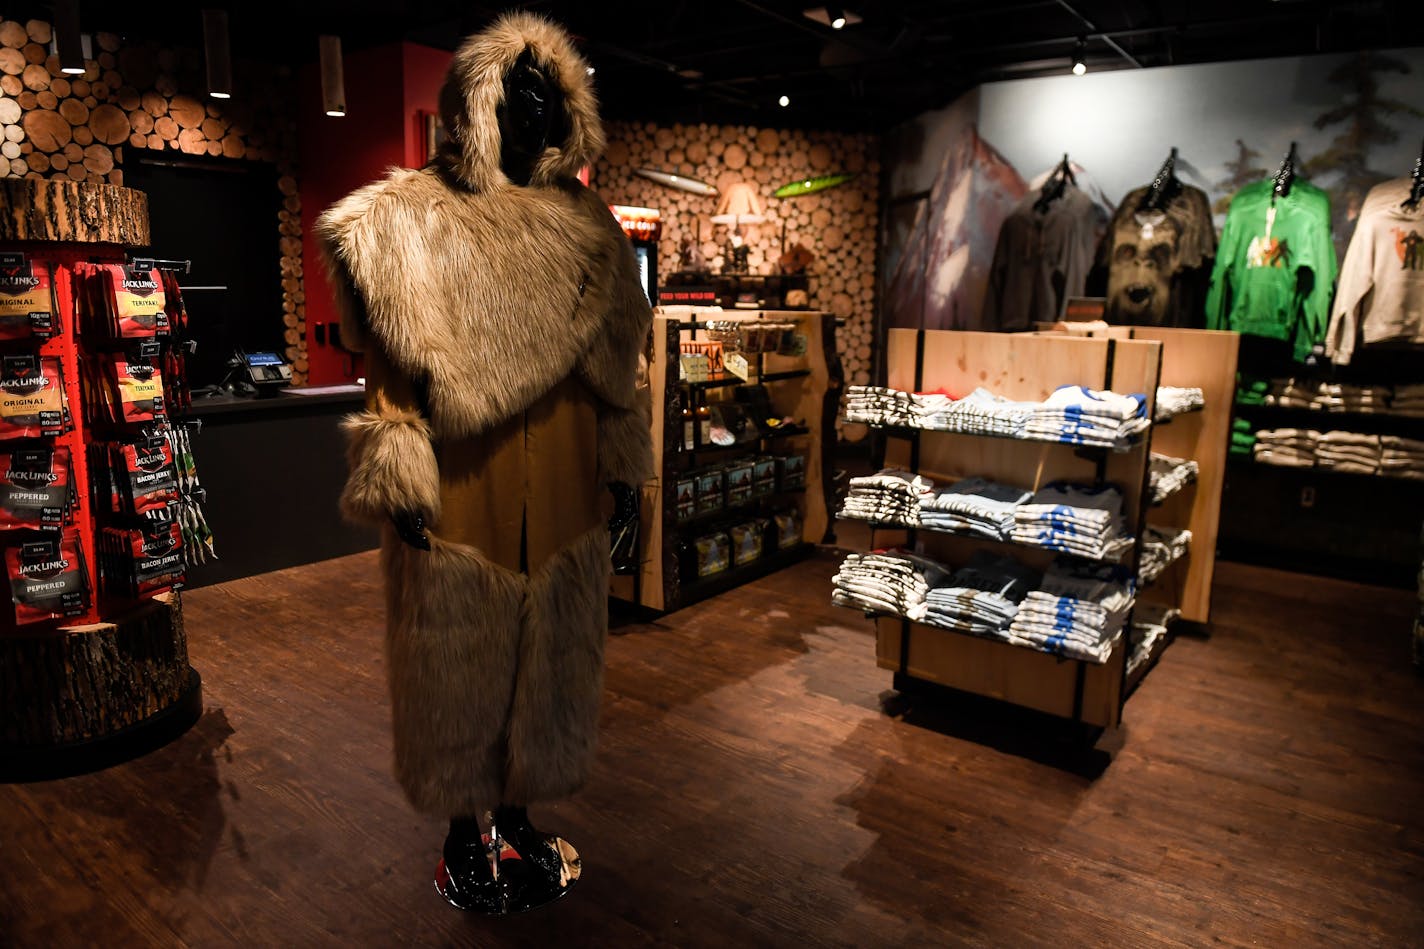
[{"left": 1205, "top": 179, "right": 1337, "bottom": 361}]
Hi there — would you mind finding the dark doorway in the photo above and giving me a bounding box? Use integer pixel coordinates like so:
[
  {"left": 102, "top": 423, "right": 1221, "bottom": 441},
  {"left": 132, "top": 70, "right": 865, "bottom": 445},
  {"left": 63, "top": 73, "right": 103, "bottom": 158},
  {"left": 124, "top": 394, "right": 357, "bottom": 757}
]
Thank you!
[{"left": 124, "top": 154, "right": 283, "bottom": 389}]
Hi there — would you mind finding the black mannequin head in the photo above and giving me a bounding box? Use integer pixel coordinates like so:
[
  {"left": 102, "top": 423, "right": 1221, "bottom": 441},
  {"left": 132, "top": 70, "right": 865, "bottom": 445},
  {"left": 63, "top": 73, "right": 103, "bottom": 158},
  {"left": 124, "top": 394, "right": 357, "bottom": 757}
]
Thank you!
[{"left": 497, "top": 48, "right": 569, "bottom": 186}]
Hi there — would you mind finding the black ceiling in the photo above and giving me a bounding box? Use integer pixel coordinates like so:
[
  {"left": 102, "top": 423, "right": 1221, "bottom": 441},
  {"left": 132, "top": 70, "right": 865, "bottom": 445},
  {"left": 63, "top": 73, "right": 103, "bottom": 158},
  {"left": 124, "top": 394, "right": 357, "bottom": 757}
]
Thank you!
[{"left": 15, "top": 1, "right": 1424, "bottom": 131}]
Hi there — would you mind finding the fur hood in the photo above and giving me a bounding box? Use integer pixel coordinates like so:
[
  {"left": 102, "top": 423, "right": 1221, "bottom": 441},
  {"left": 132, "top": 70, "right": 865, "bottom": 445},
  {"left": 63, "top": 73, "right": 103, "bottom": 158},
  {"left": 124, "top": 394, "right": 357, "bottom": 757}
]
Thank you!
[{"left": 438, "top": 12, "right": 603, "bottom": 194}]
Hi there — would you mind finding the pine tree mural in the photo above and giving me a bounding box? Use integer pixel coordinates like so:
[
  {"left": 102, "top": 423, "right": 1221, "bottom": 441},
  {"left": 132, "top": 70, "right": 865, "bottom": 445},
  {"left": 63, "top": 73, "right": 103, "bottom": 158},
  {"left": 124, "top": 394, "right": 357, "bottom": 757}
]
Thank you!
[
  {"left": 1309, "top": 51, "right": 1424, "bottom": 254},
  {"left": 1213, "top": 139, "right": 1267, "bottom": 214}
]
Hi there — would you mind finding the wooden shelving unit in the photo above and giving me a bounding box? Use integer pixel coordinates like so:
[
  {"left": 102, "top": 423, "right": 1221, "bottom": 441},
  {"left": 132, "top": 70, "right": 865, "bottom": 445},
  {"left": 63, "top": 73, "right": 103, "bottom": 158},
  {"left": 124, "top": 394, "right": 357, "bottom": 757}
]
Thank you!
[
  {"left": 1032, "top": 325, "right": 1239, "bottom": 626},
  {"left": 861, "top": 329, "right": 1163, "bottom": 730},
  {"left": 611, "top": 308, "right": 841, "bottom": 613},
  {"left": 1131, "top": 327, "right": 1239, "bottom": 626}
]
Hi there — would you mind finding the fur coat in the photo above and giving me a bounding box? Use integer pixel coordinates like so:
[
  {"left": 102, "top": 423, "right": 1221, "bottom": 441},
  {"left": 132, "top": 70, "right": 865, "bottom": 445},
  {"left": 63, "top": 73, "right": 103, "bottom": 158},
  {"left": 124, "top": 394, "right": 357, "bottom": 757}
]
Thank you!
[{"left": 317, "top": 13, "right": 652, "bottom": 816}]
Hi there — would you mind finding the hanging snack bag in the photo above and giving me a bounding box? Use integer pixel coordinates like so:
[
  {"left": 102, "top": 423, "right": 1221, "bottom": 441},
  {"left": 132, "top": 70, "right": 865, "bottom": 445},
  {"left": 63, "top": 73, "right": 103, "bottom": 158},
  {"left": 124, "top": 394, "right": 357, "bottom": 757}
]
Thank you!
[
  {"left": 115, "top": 438, "right": 180, "bottom": 515},
  {"left": 105, "top": 263, "right": 169, "bottom": 338},
  {"left": 7, "top": 529, "right": 90, "bottom": 624},
  {"left": 0, "top": 355, "right": 68, "bottom": 439},
  {"left": 0, "top": 253, "right": 58, "bottom": 340},
  {"left": 103, "top": 353, "right": 166, "bottom": 425},
  {"left": 110, "top": 520, "right": 185, "bottom": 598},
  {"left": 159, "top": 269, "right": 189, "bottom": 337},
  {"left": 0, "top": 445, "right": 71, "bottom": 529}
]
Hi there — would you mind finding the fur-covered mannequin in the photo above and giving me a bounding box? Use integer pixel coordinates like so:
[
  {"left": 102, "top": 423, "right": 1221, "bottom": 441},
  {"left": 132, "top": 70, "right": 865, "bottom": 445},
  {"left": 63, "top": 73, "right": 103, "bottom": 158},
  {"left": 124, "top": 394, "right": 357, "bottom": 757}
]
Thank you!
[{"left": 317, "top": 13, "right": 652, "bottom": 819}]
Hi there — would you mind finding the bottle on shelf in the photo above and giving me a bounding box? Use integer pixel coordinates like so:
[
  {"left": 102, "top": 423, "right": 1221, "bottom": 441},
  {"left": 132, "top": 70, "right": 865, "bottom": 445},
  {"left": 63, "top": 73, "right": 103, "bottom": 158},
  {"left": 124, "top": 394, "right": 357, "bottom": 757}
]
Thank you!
[
  {"left": 697, "top": 404, "right": 712, "bottom": 446},
  {"left": 682, "top": 405, "right": 694, "bottom": 451}
]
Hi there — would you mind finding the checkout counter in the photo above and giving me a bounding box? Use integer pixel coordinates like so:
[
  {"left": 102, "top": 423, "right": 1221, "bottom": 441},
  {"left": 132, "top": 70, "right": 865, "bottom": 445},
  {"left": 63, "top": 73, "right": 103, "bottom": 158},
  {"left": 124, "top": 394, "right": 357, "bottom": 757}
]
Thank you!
[{"left": 185, "top": 385, "right": 377, "bottom": 587}]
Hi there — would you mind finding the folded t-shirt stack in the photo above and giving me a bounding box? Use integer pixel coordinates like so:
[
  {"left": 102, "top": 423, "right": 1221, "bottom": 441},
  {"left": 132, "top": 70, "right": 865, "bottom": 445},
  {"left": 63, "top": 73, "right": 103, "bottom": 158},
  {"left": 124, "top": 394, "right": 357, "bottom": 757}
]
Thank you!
[
  {"left": 1010, "top": 482, "right": 1133, "bottom": 560},
  {"left": 1129, "top": 604, "right": 1180, "bottom": 677},
  {"left": 843, "top": 386, "right": 918, "bottom": 427},
  {"left": 1149, "top": 452, "right": 1199, "bottom": 503},
  {"left": 1140, "top": 525, "right": 1192, "bottom": 583},
  {"left": 921, "top": 551, "right": 1040, "bottom": 637},
  {"left": 1154, "top": 386, "right": 1204, "bottom": 421},
  {"left": 1236, "top": 373, "right": 1270, "bottom": 406},
  {"left": 1316, "top": 430, "right": 1381, "bottom": 474},
  {"left": 1230, "top": 417, "right": 1256, "bottom": 456},
  {"left": 1380, "top": 435, "right": 1424, "bottom": 480},
  {"left": 1005, "top": 559, "right": 1135, "bottom": 663},
  {"left": 1391, "top": 384, "right": 1424, "bottom": 418},
  {"left": 1252, "top": 428, "right": 1320, "bottom": 468},
  {"left": 838, "top": 468, "right": 933, "bottom": 526},
  {"left": 1023, "top": 385, "right": 1149, "bottom": 447},
  {"left": 913, "top": 387, "right": 1035, "bottom": 437},
  {"left": 918, "top": 477, "right": 1031, "bottom": 540},
  {"left": 1389, "top": 381, "right": 1424, "bottom": 416},
  {"left": 1264, "top": 379, "right": 1392, "bottom": 414},
  {"left": 832, "top": 550, "right": 949, "bottom": 620}
]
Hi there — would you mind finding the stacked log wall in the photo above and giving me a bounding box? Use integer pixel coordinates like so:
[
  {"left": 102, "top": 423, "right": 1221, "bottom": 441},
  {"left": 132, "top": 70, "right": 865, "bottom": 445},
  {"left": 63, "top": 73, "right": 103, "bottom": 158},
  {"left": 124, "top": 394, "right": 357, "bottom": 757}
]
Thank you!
[
  {"left": 595, "top": 120, "right": 881, "bottom": 395},
  {"left": 0, "top": 17, "right": 308, "bottom": 384}
]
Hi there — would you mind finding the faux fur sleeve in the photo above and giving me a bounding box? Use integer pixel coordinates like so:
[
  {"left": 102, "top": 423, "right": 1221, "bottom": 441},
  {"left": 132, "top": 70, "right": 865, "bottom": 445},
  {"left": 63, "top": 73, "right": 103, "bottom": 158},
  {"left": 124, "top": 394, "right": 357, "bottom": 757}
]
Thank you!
[
  {"left": 576, "top": 189, "right": 654, "bottom": 485},
  {"left": 339, "top": 343, "right": 442, "bottom": 525}
]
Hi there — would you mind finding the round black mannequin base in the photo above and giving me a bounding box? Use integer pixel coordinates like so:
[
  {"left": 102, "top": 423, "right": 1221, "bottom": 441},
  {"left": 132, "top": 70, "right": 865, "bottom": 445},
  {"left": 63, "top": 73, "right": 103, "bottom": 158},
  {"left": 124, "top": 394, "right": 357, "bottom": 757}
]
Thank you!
[{"left": 435, "top": 834, "right": 581, "bottom": 915}]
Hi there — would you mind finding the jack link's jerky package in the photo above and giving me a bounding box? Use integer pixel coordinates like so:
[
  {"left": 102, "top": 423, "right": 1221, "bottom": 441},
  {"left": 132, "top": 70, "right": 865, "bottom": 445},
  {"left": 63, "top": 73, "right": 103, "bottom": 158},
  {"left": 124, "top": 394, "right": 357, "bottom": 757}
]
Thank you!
[
  {"left": 0, "top": 253, "right": 59, "bottom": 340},
  {"left": 159, "top": 269, "right": 189, "bottom": 337},
  {"left": 108, "top": 438, "right": 179, "bottom": 516},
  {"left": 7, "top": 529, "right": 90, "bottom": 624},
  {"left": 105, "top": 264, "right": 169, "bottom": 338},
  {"left": 108, "top": 354, "right": 166, "bottom": 425},
  {"left": 0, "top": 445, "right": 72, "bottom": 529},
  {"left": 100, "top": 520, "right": 184, "bottom": 599},
  {"left": 0, "top": 354, "right": 68, "bottom": 439},
  {"left": 130, "top": 520, "right": 185, "bottom": 596}
]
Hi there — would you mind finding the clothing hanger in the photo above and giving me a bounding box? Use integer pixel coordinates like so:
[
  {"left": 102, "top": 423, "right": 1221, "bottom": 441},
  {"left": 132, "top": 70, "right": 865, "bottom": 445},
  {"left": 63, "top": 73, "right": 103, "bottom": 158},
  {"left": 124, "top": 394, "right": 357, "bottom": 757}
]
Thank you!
[
  {"left": 1271, "top": 142, "right": 1298, "bottom": 204},
  {"left": 1033, "top": 153, "right": 1074, "bottom": 213},
  {"left": 1138, "top": 147, "right": 1180, "bottom": 212},
  {"left": 1403, "top": 136, "right": 1424, "bottom": 211}
]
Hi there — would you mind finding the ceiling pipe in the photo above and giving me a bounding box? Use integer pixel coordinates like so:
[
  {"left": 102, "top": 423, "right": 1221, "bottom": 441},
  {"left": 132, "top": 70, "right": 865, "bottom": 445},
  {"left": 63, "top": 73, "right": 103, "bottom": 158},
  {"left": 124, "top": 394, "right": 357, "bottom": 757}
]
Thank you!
[{"left": 1053, "top": 0, "right": 1143, "bottom": 67}]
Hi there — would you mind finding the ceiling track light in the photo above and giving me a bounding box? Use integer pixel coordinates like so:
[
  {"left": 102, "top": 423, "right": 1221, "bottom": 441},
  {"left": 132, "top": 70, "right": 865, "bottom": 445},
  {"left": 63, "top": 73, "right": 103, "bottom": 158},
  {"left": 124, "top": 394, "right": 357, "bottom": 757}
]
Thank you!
[
  {"left": 802, "top": 6, "right": 861, "bottom": 30},
  {"left": 319, "top": 35, "right": 346, "bottom": 117},
  {"left": 203, "top": 9, "right": 233, "bottom": 100},
  {"left": 1072, "top": 37, "right": 1087, "bottom": 76},
  {"left": 52, "top": 0, "right": 87, "bottom": 75}
]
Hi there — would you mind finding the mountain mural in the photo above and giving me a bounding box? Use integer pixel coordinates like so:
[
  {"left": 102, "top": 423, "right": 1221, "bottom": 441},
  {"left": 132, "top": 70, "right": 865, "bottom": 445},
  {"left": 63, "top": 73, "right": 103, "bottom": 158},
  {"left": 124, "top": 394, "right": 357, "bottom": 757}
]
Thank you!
[{"left": 885, "top": 125, "right": 1026, "bottom": 331}]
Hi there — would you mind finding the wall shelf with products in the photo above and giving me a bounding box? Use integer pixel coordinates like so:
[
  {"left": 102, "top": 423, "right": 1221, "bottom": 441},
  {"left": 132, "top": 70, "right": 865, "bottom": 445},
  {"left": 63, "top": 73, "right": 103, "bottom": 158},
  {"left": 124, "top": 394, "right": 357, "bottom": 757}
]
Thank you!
[{"left": 610, "top": 309, "right": 841, "bottom": 613}]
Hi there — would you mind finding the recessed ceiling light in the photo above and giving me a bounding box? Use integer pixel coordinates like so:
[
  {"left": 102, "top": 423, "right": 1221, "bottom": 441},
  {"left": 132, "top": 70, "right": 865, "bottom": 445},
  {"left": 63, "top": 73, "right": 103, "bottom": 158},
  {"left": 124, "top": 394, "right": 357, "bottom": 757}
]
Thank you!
[{"left": 779, "top": 94, "right": 790, "bottom": 107}]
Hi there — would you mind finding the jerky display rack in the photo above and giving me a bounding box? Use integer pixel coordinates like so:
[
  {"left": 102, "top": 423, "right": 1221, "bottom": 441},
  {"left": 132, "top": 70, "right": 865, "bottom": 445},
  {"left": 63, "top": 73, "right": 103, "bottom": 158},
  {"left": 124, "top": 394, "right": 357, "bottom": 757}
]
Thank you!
[{"left": 0, "top": 177, "right": 209, "bottom": 780}]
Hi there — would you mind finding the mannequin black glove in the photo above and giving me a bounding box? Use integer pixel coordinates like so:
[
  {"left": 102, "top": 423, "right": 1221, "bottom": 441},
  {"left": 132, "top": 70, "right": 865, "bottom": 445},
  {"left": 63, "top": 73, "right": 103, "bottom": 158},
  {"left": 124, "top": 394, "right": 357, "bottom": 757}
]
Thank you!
[{"left": 392, "top": 510, "right": 431, "bottom": 551}]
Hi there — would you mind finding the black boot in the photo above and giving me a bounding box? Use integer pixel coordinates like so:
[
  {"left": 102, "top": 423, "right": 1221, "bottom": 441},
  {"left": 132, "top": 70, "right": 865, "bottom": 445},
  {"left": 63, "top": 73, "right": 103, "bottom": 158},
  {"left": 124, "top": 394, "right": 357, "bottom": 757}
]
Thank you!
[
  {"left": 436, "top": 816, "right": 503, "bottom": 913},
  {"left": 492, "top": 804, "right": 565, "bottom": 883}
]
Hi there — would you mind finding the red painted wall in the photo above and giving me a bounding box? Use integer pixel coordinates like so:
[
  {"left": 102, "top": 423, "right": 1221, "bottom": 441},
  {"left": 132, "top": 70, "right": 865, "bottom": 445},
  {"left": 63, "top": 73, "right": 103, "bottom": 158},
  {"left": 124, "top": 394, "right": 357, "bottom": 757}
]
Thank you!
[
  {"left": 298, "top": 42, "right": 451, "bottom": 386},
  {"left": 402, "top": 43, "right": 452, "bottom": 170}
]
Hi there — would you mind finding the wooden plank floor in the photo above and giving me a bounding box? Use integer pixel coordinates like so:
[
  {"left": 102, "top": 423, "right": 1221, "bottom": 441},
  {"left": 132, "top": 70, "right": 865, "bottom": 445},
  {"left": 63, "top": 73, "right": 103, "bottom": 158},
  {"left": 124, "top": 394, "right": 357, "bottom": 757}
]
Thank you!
[{"left": 2, "top": 549, "right": 1421, "bottom": 947}]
